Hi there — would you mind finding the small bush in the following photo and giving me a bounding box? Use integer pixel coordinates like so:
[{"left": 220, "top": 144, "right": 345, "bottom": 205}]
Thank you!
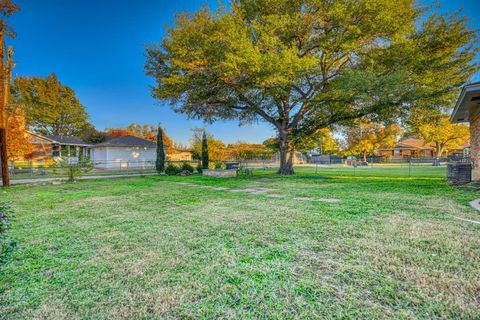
[
  {"left": 196, "top": 164, "right": 203, "bottom": 174},
  {"left": 207, "top": 162, "right": 226, "bottom": 170},
  {"left": 53, "top": 159, "right": 93, "bottom": 182},
  {"left": 214, "top": 161, "right": 226, "bottom": 170},
  {"left": 180, "top": 162, "right": 194, "bottom": 173},
  {"left": 0, "top": 203, "right": 17, "bottom": 266},
  {"left": 165, "top": 163, "right": 180, "bottom": 176}
]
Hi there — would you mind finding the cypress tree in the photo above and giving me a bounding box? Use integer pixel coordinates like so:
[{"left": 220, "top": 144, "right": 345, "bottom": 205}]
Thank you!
[
  {"left": 156, "top": 125, "right": 166, "bottom": 173},
  {"left": 201, "top": 130, "right": 209, "bottom": 169}
]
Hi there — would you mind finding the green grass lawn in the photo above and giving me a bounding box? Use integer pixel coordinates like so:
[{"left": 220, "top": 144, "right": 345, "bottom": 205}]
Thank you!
[{"left": 1, "top": 167, "right": 479, "bottom": 319}]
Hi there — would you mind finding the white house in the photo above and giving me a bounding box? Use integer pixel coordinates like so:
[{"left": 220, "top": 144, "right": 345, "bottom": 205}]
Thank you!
[{"left": 90, "top": 135, "right": 157, "bottom": 169}]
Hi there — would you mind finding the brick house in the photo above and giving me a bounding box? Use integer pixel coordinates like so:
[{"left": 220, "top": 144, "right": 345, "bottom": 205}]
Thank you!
[
  {"left": 377, "top": 138, "right": 435, "bottom": 159},
  {"left": 26, "top": 132, "right": 54, "bottom": 164},
  {"left": 167, "top": 149, "right": 193, "bottom": 161},
  {"left": 451, "top": 82, "right": 480, "bottom": 180},
  {"left": 15, "top": 132, "right": 91, "bottom": 165}
]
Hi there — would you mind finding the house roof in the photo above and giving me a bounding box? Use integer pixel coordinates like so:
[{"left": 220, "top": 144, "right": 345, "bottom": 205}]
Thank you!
[
  {"left": 396, "top": 138, "right": 434, "bottom": 150},
  {"left": 44, "top": 135, "right": 91, "bottom": 146},
  {"left": 378, "top": 138, "right": 434, "bottom": 151},
  {"left": 92, "top": 135, "right": 156, "bottom": 148},
  {"left": 27, "top": 131, "right": 54, "bottom": 144},
  {"left": 26, "top": 132, "right": 91, "bottom": 146},
  {"left": 451, "top": 82, "right": 480, "bottom": 123}
]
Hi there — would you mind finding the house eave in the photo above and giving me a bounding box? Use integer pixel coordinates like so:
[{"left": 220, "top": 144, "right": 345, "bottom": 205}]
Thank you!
[
  {"left": 91, "top": 145, "right": 156, "bottom": 148},
  {"left": 27, "top": 131, "right": 92, "bottom": 147},
  {"left": 451, "top": 82, "right": 480, "bottom": 123}
]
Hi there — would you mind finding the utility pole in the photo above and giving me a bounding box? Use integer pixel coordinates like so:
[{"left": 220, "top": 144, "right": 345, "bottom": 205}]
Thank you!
[
  {"left": 0, "top": 28, "right": 9, "bottom": 187},
  {"left": 0, "top": 1, "right": 19, "bottom": 187},
  {"left": 0, "top": 38, "right": 13, "bottom": 187}
]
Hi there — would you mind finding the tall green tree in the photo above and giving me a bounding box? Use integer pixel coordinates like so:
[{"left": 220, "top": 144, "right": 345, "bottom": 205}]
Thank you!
[
  {"left": 11, "top": 73, "right": 93, "bottom": 136},
  {"left": 409, "top": 112, "right": 469, "bottom": 158},
  {"left": 343, "top": 120, "right": 402, "bottom": 162},
  {"left": 201, "top": 130, "right": 209, "bottom": 168},
  {"left": 190, "top": 127, "right": 226, "bottom": 161},
  {"left": 156, "top": 125, "right": 166, "bottom": 173},
  {"left": 145, "top": 0, "right": 478, "bottom": 174}
]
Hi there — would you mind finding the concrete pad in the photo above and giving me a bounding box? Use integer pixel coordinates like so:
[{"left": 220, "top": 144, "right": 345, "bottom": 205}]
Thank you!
[
  {"left": 249, "top": 190, "right": 271, "bottom": 195},
  {"left": 293, "top": 197, "right": 310, "bottom": 201},
  {"left": 469, "top": 199, "right": 480, "bottom": 212},
  {"left": 315, "top": 198, "right": 340, "bottom": 203},
  {"left": 293, "top": 197, "right": 339, "bottom": 203},
  {"left": 228, "top": 189, "right": 246, "bottom": 193},
  {"left": 266, "top": 194, "right": 287, "bottom": 198}
]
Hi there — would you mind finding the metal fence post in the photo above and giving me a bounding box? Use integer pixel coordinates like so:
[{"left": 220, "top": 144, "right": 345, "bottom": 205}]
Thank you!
[{"left": 408, "top": 158, "right": 412, "bottom": 177}]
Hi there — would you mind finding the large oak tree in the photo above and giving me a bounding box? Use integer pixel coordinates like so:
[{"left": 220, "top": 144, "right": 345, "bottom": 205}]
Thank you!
[
  {"left": 410, "top": 112, "right": 469, "bottom": 158},
  {"left": 343, "top": 120, "right": 402, "bottom": 162},
  {"left": 145, "top": 0, "right": 478, "bottom": 174},
  {"left": 11, "top": 73, "right": 93, "bottom": 136}
]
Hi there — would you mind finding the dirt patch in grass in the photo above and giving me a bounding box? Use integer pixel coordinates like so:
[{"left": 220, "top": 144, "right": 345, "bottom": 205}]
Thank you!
[{"left": 293, "top": 197, "right": 340, "bottom": 203}]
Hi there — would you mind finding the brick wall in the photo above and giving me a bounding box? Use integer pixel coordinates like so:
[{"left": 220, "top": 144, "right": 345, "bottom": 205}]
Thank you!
[
  {"left": 29, "top": 143, "right": 53, "bottom": 164},
  {"left": 470, "top": 113, "right": 480, "bottom": 180}
]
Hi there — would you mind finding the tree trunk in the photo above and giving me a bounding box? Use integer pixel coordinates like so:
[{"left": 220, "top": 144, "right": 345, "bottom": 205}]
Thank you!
[
  {"left": 436, "top": 142, "right": 445, "bottom": 158},
  {"left": 433, "top": 142, "right": 443, "bottom": 166},
  {"left": 278, "top": 134, "right": 295, "bottom": 175},
  {"left": 363, "top": 151, "right": 367, "bottom": 163}
]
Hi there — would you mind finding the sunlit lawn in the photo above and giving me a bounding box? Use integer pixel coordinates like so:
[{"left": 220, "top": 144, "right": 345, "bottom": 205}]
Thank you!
[{"left": 1, "top": 167, "right": 479, "bottom": 319}]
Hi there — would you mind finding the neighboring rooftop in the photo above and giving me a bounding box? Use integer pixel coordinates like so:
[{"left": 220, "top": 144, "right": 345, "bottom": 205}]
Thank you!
[
  {"left": 92, "top": 135, "right": 156, "bottom": 148},
  {"left": 396, "top": 138, "right": 434, "bottom": 149},
  {"left": 378, "top": 138, "right": 434, "bottom": 150},
  {"left": 43, "top": 135, "right": 91, "bottom": 146}
]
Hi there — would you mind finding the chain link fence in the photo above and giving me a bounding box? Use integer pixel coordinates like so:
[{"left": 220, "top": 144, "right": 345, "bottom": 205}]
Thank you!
[
  {"left": 7, "top": 155, "right": 461, "bottom": 181},
  {"left": 8, "top": 160, "right": 201, "bottom": 181}
]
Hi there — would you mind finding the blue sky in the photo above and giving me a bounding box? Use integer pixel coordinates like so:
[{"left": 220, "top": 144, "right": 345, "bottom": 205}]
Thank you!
[{"left": 7, "top": 0, "right": 480, "bottom": 145}]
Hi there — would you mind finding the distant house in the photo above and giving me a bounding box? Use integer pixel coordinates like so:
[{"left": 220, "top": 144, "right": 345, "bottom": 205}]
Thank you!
[
  {"left": 23, "top": 132, "right": 54, "bottom": 164},
  {"left": 43, "top": 135, "right": 92, "bottom": 159},
  {"left": 273, "top": 151, "right": 307, "bottom": 164},
  {"left": 90, "top": 135, "right": 157, "bottom": 169},
  {"left": 377, "top": 138, "right": 434, "bottom": 159},
  {"left": 14, "top": 132, "right": 91, "bottom": 165},
  {"left": 167, "top": 149, "right": 193, "bottom": 161}
]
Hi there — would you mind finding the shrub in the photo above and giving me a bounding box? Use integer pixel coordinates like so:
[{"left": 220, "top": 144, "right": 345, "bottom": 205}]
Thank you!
[
  {"left": 53, "top": 159, "right": 93, "bottom": 182},
  {"left": 180, "top": 162, "right": 194, "bottom": 173},
  {"left": 207, "top": 162, "right": 226, "bottom": 170},
  {"left": 156, "top": 126, "right": 166, "bottom": 173},
  {"left": 202, "top": 130, "right": 209, "bottom": 169},
  {"left": 196, "top": 163, "right": 203, "bottom": 173},
  {"left": 165, "top": 163, "right": 180, "bottom": 176},
  {"left": 214, "top": 161, "right": 226, "bottom": 170},
  {"left": 0, "top": 203, "right": 17, "bottom": 266}
]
